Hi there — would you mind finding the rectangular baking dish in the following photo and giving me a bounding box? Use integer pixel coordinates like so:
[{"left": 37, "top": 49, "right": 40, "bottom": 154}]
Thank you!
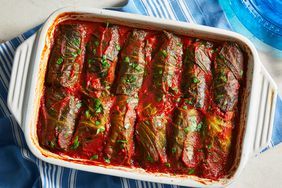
[{"left": 7, "top": 7, "right": 278, "bottom": 187}]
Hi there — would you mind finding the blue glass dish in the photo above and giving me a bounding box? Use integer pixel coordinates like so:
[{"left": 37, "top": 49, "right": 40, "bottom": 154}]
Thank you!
[{"left": 219, "top": 0, "right": 282, "bottom": 58}]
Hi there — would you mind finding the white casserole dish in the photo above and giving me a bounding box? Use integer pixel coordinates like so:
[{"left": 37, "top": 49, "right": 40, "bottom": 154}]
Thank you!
[{"left": 7, "top": 7, "right": 278, "bottom": 187}]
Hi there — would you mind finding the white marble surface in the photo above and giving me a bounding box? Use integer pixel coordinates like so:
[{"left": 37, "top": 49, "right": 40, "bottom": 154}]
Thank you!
[{"left": 1, "top": 0, "right": 282, "bottom": 187}]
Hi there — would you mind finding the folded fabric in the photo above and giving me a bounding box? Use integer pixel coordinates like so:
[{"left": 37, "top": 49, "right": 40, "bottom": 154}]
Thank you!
[{"left": 0, "top": 0, "right": 281, "bottom": 188}]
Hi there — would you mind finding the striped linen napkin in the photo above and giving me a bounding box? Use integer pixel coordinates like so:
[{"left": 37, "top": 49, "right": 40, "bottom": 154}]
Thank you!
[{"left": 0, "top": 0, "right": 281, "bottom": 187}]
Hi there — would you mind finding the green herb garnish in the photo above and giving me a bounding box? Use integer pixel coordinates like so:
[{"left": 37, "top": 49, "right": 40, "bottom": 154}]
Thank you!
[
  {"left": 192, "top": 77, "right": 200, "bottom": 84},
  {"left": 49, "top": 141, "right": 55, "bottom": 148},
  {"left": 76, "top": 102, "right": 82, "bottom": 109},
  {"left": 165, "top": 163, "right": 171, "bottom": 167},
  {"left": 160, "top": 50, "right": 168, "bottom": 58},
  {"left": 125, "top": 75, "right": 137, "bottom": 83},
  {"left": 101, "top": 55, "right": 110, "bottom": 68},
  {"left": 188, "top": 168, "right": 195, "bottom": 175},
  {"left": 85, "top": 110, "right": 91, "bottom": 119},
  {"left": 104, "top": 157, "right": 111, "bottom": 163},
  {"left": 95, "top": 120, "right": 101, "bottom": 126},
  {"left": 90, "top": 155, "right": 98, "bottom": 160},
  {"left": 172, "top": 147, "right": 176, "bottom": 154},
  {"left": 207, "top": 143, "right": 212, "bottom": 149},
  {"left": 56, "top": 57, "right": 63, "bottom": 65},
  {"left": 124, "top": 56, "right": 130, "bottom": 63},
  {"left": 184, "top": 127, "right": 189, "bottom": 133},
  {"left": 88, "top": 59, "right": 94, "bottom": 64},
  {"left": 94, "top": 41, "right": 99, "bottom": 46},
  {"left": 96, "top": 127, "right": 105, "bottom": 135},
  {"left": 115, "top": 44, "right": 121, "bottom": 51},
  {"left": 197, "top": 122, "right": 203, "bottom": 131},
  {"left": 117, "top": 140, "right": 127, "bottom": 143},
  {"left": 147, "top": 155, "right": 154, "bottom": 163},
  {"left": 71, "top": 136, "right": 80, "bottom": 150},
  {"left": 93, "top": 99, "right": 103, "bottom": 114},
  {"left": 71, "top": 52, "right": 78, "bottom": 58}
]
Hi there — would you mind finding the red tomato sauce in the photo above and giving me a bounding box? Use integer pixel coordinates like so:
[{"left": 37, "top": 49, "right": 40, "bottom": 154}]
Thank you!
[{"left": 37, "top": 20, "right": 247, "bottom": 180}]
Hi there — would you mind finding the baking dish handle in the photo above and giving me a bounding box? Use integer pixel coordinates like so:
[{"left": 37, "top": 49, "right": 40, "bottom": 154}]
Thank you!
[
  {"left": 249, "top": 65, "right": 278, "bottom": 156},
  {"left": 7, "top": 34, "right": 37, "bottom": 127}
]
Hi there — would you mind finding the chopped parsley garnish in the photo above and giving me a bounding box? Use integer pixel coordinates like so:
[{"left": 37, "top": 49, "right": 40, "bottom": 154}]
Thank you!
[
  {"left": 90, "top": 155, "right": 98, "bottom": 160},
  {"left": 219, "top": 74, "right": 227, "bottom": 83},
  {"left": 72, "top": 38, "right": 80, "bottom": 47},
  {"left": 160, "top": 50, "right": 168, "bottom": 58},
  {"left": 88, "top": 59, "right": 94, "bottom": 64},
  {"left": 117, "top": 140, "right": 127, "bottom": 143},
  {"left": 165, "top": 163, "right": 171, "bottom": 168},
  {"left": 207, "top": 143, "right": 212, "bottom": 149},
  {"left": 130, "top": 62, "right": 142, "bottom": 72},
  {"left": 172, "top": 147, "right": 176, "bottom": 154},
  {"left": 71, "top": 52, "right": 78, "bottom": 58},
  {"left": 71, "top": 136, "right": 80, "bottom": 150},
  {"left": 104, "top": 158, "right": 111, "bottom": 163},
  {"left": 184, "top": 127, "right": 189, "bottom": 133},
  {"left": 172, "top": 87, "right": 178, "bottom": 92},
  {"left": 85, "top": 110, "right": 91, "bottom": 119},
  {"left": 147, "top": 155, "right": 154, "bottom": 163},
  {"left": 197, "top": 122, "right": 203, "bottom": 131},
  {"left": 93, "top": 99, "right": 103, "bottom": 114},
  {"left": 219, "top": 54, "right": 224, "bottom": 59},
  {"left": 183, "top": 105, "right": 188, "bottom": 110},
  {"left": 157, "top": 97, "right": 162, "bottom": 102},
  {"left": 240, "top": 70, "right": 244, "bottom": 76},
  {"left": 192, "top": 77, "right": 200, "bottom": 84},
  {"left": 124, "top": 75, "right": 137, "bottom": 83},
  {"left": 176, "top": 42, "right": 182, "bottom": 47},
  {"left": 76, "top": 102, "right": 82, "bottom": 109},
  {"left": 115, "top": 44, "right": 121, "bottom": 51},
  {"left": 101, "top": 55, "right": 110, "bottom": 68},
  {"left": 56, "top": 57, "right": 64, "bottom": 65},
  {"left": 95, "top": 120, "right": 101, "bottom": 126},
  {"left": 49, "top": 141, "right": 55, "bottom": 148},
  {"left": 185, "top": 99, "right": 193, "bottom": 105},
  {"left": 96, "top": 127, "right": 105, "bottom": 135},
  {"left": 124, "top": 56, "right": 130, "bottom": 63},
  {"left": 77, "top": 49, "right": 81, "bottom": 54},
  {"left": 188, "top": 168, "right": 195, "bottom": 175},
  {"left": 94, "top": 41, "right": 99, "bottom": 47}
]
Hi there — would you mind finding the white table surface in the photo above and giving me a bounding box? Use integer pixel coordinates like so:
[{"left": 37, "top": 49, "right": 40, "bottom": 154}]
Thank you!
[{"left": 1, "top": 0, "right": 282, "bottom": 187}]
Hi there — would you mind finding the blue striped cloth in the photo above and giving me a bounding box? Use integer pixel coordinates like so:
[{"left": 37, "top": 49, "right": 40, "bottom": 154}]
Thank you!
[{"left": 0, "top": 0, "right": 281, "bottom": 187}]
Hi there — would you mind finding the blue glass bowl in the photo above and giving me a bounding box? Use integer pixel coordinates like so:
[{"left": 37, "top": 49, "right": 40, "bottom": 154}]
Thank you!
[{"left": 219, "top": 0, "right": 282, "bottom": 58}]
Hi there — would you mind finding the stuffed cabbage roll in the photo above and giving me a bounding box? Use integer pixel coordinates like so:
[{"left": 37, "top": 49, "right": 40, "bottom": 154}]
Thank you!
[
  {"left": 70, "top": 97, "right": 113, "bottom": 159},
  {"left": 136, "top": 113, "right": 167, "bottom": 163},
  {"left": 84, "top": 25, "right": 120, "bottom": 96},
  {"left": 116, "top": 29, "right": 148, "bottom": 95},
  {"left": 135, "top": 93, "right": 170, "bottom": 164},
  {"left": 46, "top": 24, "right": 85, "bottom": 88},
  {"left": 152, "top": 31, "right": 183, "bottom": 98},
  {"left": 182, "top": 40, "right": 213, "bottom": 109},
  {"left": 38, "top": 87, "right": 82, "bottom": 150},
  {"left": 202, "top": 114, "right": 233, "bottom": 179},
  {"left": 213, "top": 42, "right": 244, "bottom": 112},
  {"left": 202, "top": 42, "right": 244, "bottom": 179},
  {"left": 171, "top": 103, "right": 204, "bottom": 168},
  {"left": 104, "top": 95, "right": 138, "bottom": 164}
]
